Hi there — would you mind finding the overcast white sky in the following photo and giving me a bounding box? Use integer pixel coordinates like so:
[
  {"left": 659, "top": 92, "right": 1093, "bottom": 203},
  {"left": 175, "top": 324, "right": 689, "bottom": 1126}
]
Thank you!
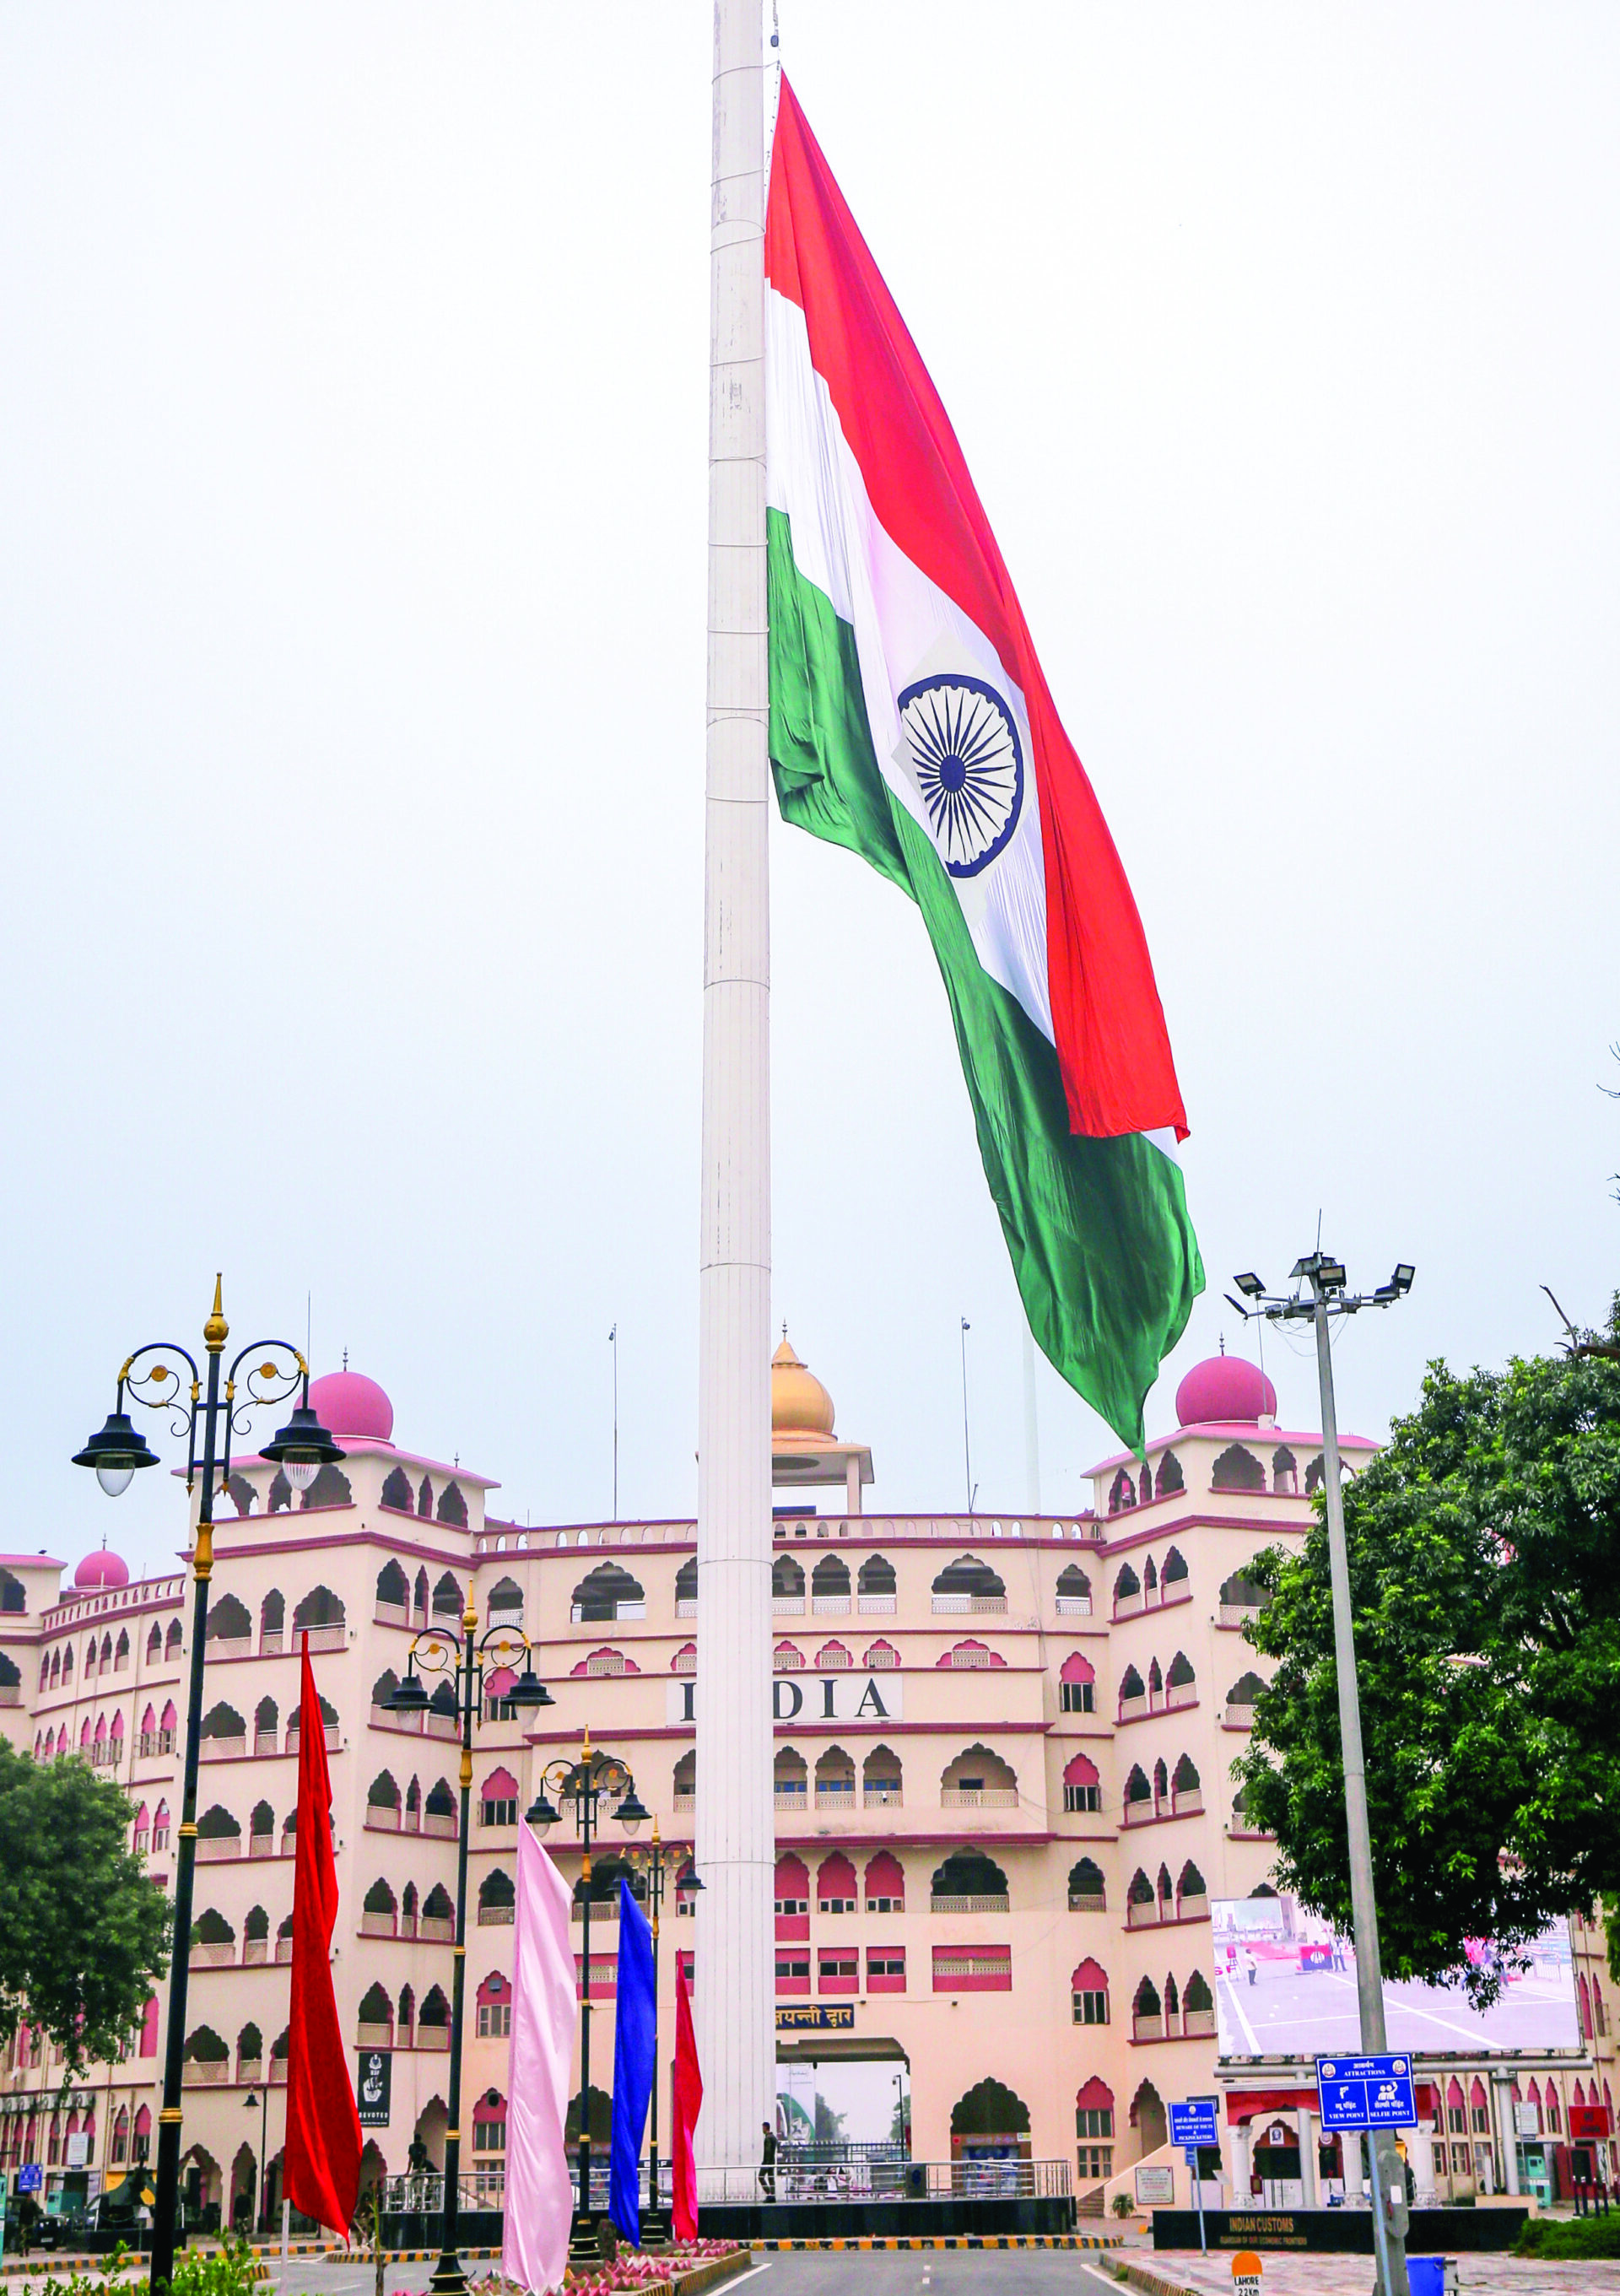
[{"left": 3, "top": 5, "right": 1616, "bottom": 1583}]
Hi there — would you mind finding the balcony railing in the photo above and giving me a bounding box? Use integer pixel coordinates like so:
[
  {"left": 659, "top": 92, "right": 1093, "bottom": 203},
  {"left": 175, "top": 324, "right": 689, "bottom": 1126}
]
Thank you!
[
  {"left": 252, "top": 1731, "right": 277, "bottom": 1758},
  {"left": 1118, "top": 1694, "right": 1146, "bottom": 1723},
  {"left": 773, "top": 1596, "right": 806, "bottom": 1615},
  {"left": 774, "top": 1790, "right": 807, "bottom": 1812},
  {"left": 417, "top": 2023, "right": 451, "bottom": 2050},
  {"left": 1131, "top": 2013, "right": 1164, "bottom": 2042},
  {"left": 672, "top": 1793, "right": 696, "bottom": 1814},
  {"left": 928, "top": 1894, "right": 1009, "bottom": 1915},
  {"left": 940, "top": 1788, "right": 1018, "bottom": 1809},
  {"left": 359, "top": 1911, "right": 397, "bottom": 1937},
  {"left": 423, "top": 1812, "right": 457, "bottom": 1838},
  {"left": 296, "top": 1625, "right": 347, "bottom": 1654},
  {"left": 694, "top": 2157, "right": 1071, "bottom": 2206},
  {"left": 676, "top": 1598, "right": 697, "bottom": 1618},
  {"left": 242, "top": 1939, "right": 267, "bottom": 1965},
  {"left": 182, "top": 2060, "right": 229, "bottom": 2086},
  {"left": 1219, "top": 1602, "right": 1266, "bottom": 1628},
  {"left": 1068, "top": 1891, "right": 1106, "bottom": 1913},
  {"left": 814, "top": 1786, "right": 856, "bottom": 1809},
  {"left": 1174, "top": 1787, "right": 1203, "bottom": 1815},
  {"left": 931, "top": 1593, "right": 1007, "bottom": 1614},
  {"left": 201, "top": 1735, "right": 246, "bottom": 1762},
  {"left": 356, "top": 2021, "right": 392, "bottom": 2047},
  {"left": 1121, "top": 1798, "right": 1153, "bottom": 1827},
  {"left": 421, "top": 1915, "right": 455, "bottom": 1942},
  {"left": 1055, "top": 1596, "right": 1092, "bottom": 1616},
  {"left": 862, "top": 1785, "right": 902, "bottom": 1807},
  {"left": 190, "top": 1942, "right": 235, "bottom": 1968},
  {"left": 207, "top": 1635, "right": 253, "bottom": 1662},
  {"left": 812, "top": 1595, "right": 851, "bottom": 1614},
  {"left": 478, "top": 1903, "right": 516, "bottom": 1926},
  {"left": 857, "top": 1593, "right": 897, "bottom": 1613},
  {"left": 1224, "top": 1703, "right": 1256, "bottom": 1731},
  {"left": 197, "top": 1835, "right": 242, "bottom": 1862}
]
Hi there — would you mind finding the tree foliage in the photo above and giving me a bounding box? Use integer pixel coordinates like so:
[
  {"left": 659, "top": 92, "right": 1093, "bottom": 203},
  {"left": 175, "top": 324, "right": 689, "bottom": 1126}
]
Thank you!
[
  {"left": 0, "top": 1741, "right": 171, "bottom": 2069},
  {"left": 1233, "top": 1303, "right": 1620, "bottom": 2006}
]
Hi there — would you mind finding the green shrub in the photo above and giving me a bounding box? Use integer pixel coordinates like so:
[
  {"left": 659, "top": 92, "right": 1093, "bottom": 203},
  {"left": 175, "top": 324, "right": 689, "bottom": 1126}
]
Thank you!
[{"left": 1515, "top": 2210, "right": 1620, "bottom": 2260}]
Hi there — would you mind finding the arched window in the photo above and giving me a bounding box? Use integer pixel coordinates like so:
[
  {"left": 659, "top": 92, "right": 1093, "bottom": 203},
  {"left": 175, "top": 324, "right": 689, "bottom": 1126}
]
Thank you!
[
  {"left": 814, "top": 1638, "right": 852, "bottom": 1670},
  {"left": 422, "top": 1888, "right": 454, "bottom": 1937},
  {"left": 862, "top": 1745, "right": 902, "bottom": 1806},
  {"left": 435, "top": 1479, "right": 468, "bottom": 1528},
  {"left": 672, "top": 1750, "right": 695, "bottom": 1804},
  {"left": 1304, "top": 1453, "right": 1328, "bottom": 1495},
  {"left": 1065, "top": 1753, "right": 1102, "bottom": 1815},
  {"left": 864, "top": 1851, "right": 905, "bottom": 1912},
  {"left": 478, "top": 1869, "right": 516, "bottom": 1925},
  {"left": 375, "top": 1559, "right": 409, "bottom": 1611},
  {"left": 816, "top": 1852, "right": 858, "bottom": 1913},
  {"left": 1161, "top": 1547, "right": 1189, "bottom": 1590},
  {"left": 1172, "top": 1753, "right": 1201, "bottom": 1810},
  {"left": 930, "top": 1554, "right": 1006, "bottom": 1610},
  {"left": 419, "top": 1985, "right": 451, "bottom": 2030},
  {"left": 773, "top": 1748, "right": 807, "bottom": 1803},
  {"left": 1225, "top": 1671, "right": 1266, "bottom": 1724},
  {"left": 197, "top": 1805, "right": 241, "bottom": 1852},
  {"left": 291, "top": 1586, "right": 346, "bottom": 1645},
  {"left": 1055, "top": 1564, "right": 1092, "bottom": 1615},
  {"left": 487, "top": 1576, "right": 523, "bottom": 1622},
  {"left": 1075, "top": 2077, "right": 1115, "bottom": 2183},
  {"left": 937, "top": 1637, "right": 1005, "bottom": 1668},
  {"left": 569, "top": 1563, "right": 644, "bottom": 1623},
  {"left": 863, "top": 1636, "right": 900, "bottom": 1669},
  {"left": 424, "top": 1778, "right": 456, "bottom": 1834},
  {"left": 1212, "top": 1444, "right": 1266, "bottom": 1494},
  {"left": 814, "top": 1745, "right": 856, "bottom": 1804},
  {"left": 258, "top": 1591, "right": 284, "bottom": 1653},
  {"left": 1139, "top": 1459, "right": 1153, "bottom": 1505},
  {"left": 671, "top": 1641, "right": 697, "bottom": 1673},
  {"left": 114, "top": 1629, "right": 129, "bottom": 1671},
  {"left": 200, "top": 1702, "right": 246, "bottom": 1748},
  {"left": 1155, "top": 1451, "right": 1185, "bottom": 1496},
  {"left": 413, "top": 1569, "right": 429, "bottom": 1623},
  {"left": 357, "top": 1983, "right": 393, "bottom": 2038},
  {"left": 300, "top": 1464, "right": 352, "bottom": 1510},
  {"left": 367, "top": 1771, "right": 402, "bottom": 1825},
  {"left": 857, "top": 1553, "right": 896, "bottom": 1604},
  {"left": 775, "top": 1854, "right": 810, "bottom": 1920},
  {"left": 1184, "top": 1971, "right": 1214, "bottom": 2033},
  {"left": 675, "top": 1558, "right": 698, "bottom": 1609},
  {"left": 1119, "top": 1663, "right": 1146, "bottom": 1715},
  {"left": 1131, "top": 1976, "right": 1163, "bottom": 2037},
  {"left": 1143, "top": 1557, "right": 1158, "bottom": 1596},
  {"left": 772, "top": 1553, "right": 805, "bottom": 1602},
  {"left": 381, "top": 1468, "right": 413, "bottom": 1514},
  {"left": 1153, "top": 1757, "right": 1169, "bottom": 1806},
  {"left": 430, "top": 1571, "right": 464, "bottom": 1623},
  {"left": 1108, "top": 1469, "right": 1137, "bottom": 1515},
  {"left": 1219, "top": 1568, "right": 1267, "bottom": 1616},
  {"left": 930, "top": 1850, "right": 1007, "bottom": 1905},
  {"left": 1272, "top": 1446, "right": 1298, "bottom": 1495},
  {"left": 165, "top": 1619, "right": 183, "bottom": 1660},
  {"left": 1072, "top": 1957, "right": 1110, "bottom": 2024},
  {"left": 1176, "top": 1861, "right": 1207, "bottom": 1915},
  {"left": 248, "top": 1800, "right": 274, "bottom": 1851},
  {"left": 1068, "top": 1858, "right": 1106, "bottom": 1912},
  {"left": 268, "top": 1469, "right": 293, "bottom": 1513},
  {"left": 950, "top": 2079, "right": 1029, "bottom": 2145},
  {"left": 145, "top": 1623, "right": 161, "bottom": 1662},
  {"left": 480, "top": 1767, "right": 520, "bottom": 1829},
  {"left": 1113, "top": 1562, "right": 1142, "bottom": 1613},
  {"left": 940, "top": 1742, "right": 1017, "bottom": 1806},
  {"left": 417, "top": 1475, "right": 435, "bottom": 1520},
  {"left": 1166, "top": 1650, "right": 1196, "bottom": 1703},
  {"left": 206, "top": 1596, "right": 251, "bottom": 1648},
  {"left": 1122, "top": 1762, "right": 1152, "bottom": 1818},
  {"left": 811, "top": 1555, "right": 851, "bottom": 1607},
  {"left": 1148, "top": 1657, "right": 1164, "bottom": 1700},
  {"left": 362, "top": 1880, "right": 397, "bottom": 1937}
]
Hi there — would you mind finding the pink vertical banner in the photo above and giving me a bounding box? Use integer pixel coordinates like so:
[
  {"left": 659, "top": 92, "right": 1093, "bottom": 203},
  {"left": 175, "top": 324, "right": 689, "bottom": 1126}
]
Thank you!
[{"left": 503, "top": 1823, "right": 576, "bottom": 2294}]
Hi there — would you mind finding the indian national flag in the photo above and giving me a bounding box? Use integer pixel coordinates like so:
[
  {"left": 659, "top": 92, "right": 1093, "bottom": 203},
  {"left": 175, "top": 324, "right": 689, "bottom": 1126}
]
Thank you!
[{"left": 765, "top": 81, "right": 1203, "bottom": 1451}]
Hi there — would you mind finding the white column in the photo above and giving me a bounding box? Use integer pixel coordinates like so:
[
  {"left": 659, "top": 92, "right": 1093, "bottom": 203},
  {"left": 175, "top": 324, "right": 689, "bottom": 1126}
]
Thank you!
[
  {"left": 694, "top": 0, "right": 774, "bottom": 2178},
  {"left": 1494, "top": 2076, "right": 1520, "bottom": 2196},
  {"left": 1299, "top": 2109, "right": 1319, "bottom": 2207}
]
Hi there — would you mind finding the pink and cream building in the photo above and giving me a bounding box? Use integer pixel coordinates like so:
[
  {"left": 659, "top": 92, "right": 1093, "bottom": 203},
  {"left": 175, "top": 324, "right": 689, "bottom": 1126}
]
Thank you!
[{"left": 0, "top": 1348, "right": 1609, "bottom": 2222}]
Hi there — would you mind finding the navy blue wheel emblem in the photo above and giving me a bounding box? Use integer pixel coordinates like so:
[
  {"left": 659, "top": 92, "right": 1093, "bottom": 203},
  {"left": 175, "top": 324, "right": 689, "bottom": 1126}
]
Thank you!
[{"left": 897, "top": 673, "right": 1023, "bottom": 878}]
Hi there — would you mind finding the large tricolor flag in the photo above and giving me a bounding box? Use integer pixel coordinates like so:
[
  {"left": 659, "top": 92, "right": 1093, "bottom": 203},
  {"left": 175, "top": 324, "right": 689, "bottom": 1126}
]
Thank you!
[{"left": 766, "top": 81, "right": 1202, "bottom": 1448}]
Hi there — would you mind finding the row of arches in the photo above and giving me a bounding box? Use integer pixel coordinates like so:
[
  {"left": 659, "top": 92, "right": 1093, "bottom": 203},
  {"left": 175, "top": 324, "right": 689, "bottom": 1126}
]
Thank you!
[
  {"left": 1126, "top": 1860, "right": 1209, "bottom": 1926},
  {"left": 673, "top": 1742, "right": 1012, "bottom": 1813},
  {"left": 1109, "top": 1548, "right": 1190, "bottom": 1612},
  {"left": 1116, "top": 1649, "right": 1198, "bottom": 1717},
  {"left": 1122, "top": 1753, "right": 1204, "bottom": 1822},
  {"left": 205, "top": 1586, "right": 352, "bottom": 1656},
  {"left": 1107, "top": 1451, "right": 1188, "bottom": 1514},
  {"left": 1108, "top": 1444, "right": 1327, "bottom": 1515},
  {"left": 39, "top": 1615, "right": 182, "bottom": 1691},
  {"left": 375, "top": 1564, "right": 469, "bottom": 1625}
]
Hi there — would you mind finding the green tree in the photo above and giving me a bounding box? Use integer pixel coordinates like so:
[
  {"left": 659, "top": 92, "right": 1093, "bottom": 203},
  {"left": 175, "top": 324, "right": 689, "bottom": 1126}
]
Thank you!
[
  {"left": 813, "top": 2092, "right": 847, "bottom": 2145},
  {"left": 1233, "top": 1303, "right": 1620, "bottom": 2007},
  {"left": 0, "top": 1742, "right": 171, "bottom": 2069}
]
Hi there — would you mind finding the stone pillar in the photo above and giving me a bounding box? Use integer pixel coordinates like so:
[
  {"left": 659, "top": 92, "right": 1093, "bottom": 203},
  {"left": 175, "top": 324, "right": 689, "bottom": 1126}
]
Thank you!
[
  {"left": 1495, "top": 2076, "right": 1520, "bottom": 2196},
  {"left": 1299, "top": 2109, "right": 1319, "bottom": 2207}
]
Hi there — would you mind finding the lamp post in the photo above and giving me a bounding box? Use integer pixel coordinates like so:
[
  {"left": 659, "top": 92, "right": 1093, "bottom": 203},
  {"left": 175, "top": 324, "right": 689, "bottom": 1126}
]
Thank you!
[
  {"left": 242, "top": 2087, "right": 269, "bottom": 2235},
  {"left": 384, "top": 1616, "right": 554, "bottom": 2293},
  {"left": 616, "top": 1820, "right": 704, "bottom": 2243},
  {"left": 1229, "top": 1253, "right": 1415, "bottom": 2296},
  {"left": 526, "top": 1736, "right": 651, "bottom": 2259},
  {"left": 72, "top": 1277, "right": 343, "bottom": 2295}
]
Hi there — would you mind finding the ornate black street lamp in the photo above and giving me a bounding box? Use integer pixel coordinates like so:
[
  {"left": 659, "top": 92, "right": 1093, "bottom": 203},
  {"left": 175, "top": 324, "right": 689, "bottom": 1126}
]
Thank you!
[
  {"left": 384, "top": 1611, "right": 552, "bottom": 2292},
  {"left": 614, "top": 1820, "right": 702, "bottom": 2245},
  {"left": 525, "top": 1737, "right": 650, "bottom": 2259},
  {"left": 72, "top": 1277, "right": 343, "bottom": 2294}
]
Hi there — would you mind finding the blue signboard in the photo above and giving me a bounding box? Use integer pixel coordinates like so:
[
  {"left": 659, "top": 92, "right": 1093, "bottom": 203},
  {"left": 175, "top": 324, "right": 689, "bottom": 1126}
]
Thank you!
[
  {"left": 16, "top": 2166, "right": 40, "bottom": 2195},
  {"left": 1316, "top": 2054, "right": 1417, "bottom": 2131},
  {"left": 1169, "top": 2098, "right": 1220, "bottom": 2149}
]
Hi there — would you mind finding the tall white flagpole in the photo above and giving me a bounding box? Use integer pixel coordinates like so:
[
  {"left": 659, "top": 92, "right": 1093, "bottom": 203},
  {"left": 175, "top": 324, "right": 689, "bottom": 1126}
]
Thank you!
[{"left": 694, "top": 0, "right": 774, "bottom": 2176}]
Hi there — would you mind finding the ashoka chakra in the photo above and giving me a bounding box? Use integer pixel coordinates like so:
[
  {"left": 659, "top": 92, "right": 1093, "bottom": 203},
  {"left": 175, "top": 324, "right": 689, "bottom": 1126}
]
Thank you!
[{"left": 897, "top": 673, "right": 1024, "bottom": 878}]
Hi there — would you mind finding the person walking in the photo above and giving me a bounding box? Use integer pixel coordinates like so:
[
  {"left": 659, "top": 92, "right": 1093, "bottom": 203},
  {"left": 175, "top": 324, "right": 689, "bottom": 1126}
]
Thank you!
[{"left": 758, "top": 2122, "right": 777, "bottom": 2202}]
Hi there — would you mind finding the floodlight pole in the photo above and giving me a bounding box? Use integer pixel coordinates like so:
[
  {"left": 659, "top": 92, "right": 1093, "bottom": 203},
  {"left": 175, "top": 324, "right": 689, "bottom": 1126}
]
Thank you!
[{"left": 1236, "top": 1254, "right": 1413, "bottom": 2296}]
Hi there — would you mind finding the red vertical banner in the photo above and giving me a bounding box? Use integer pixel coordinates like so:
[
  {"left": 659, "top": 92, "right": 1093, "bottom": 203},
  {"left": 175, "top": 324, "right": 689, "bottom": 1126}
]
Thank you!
[
  {"left": 284, "top": 1637, "right": 361, "bottom": 2234},
  {"left": 671, "top": 1959, "right": 703, "bottom": 2243}
]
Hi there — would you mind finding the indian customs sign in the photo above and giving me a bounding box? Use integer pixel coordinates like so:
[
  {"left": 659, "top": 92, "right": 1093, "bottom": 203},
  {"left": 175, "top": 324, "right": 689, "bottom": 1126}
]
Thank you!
[{"left": 667, "top": 1671, "right": 902, "bottom": 1725}]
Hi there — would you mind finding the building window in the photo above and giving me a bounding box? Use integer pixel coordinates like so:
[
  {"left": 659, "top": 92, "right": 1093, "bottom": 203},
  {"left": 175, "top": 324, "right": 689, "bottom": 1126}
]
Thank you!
[
  {"left": 1077, "top": 2144, "right": 1114, "bottom": 2180},
  {"left": 472, "top": 2120, "right": 506, "bottom": 2154},
  {"left": 1061, "top": 1680, "right": 1095, "bottom": 1714},
  {"left": 932, "top": 1946, "right": 1012, "bottom": 1992},
  {"left": 867, "top": 1950, "right": 905, "bottom": 1992},
  {"left": 775, "top": 1956, "right": 810, "bottom": 1996},
  {"left": 818, "top": 1894, "right": 856, "bottom": 1915},
  {"left": 481, "top": 1797, "right": 517, "bottom": 1828},
  {"left": 1472, "top": 2106, "right": 1489, "bottom": 2134},
  {"left": 486, "top": 1695, "right": 517, "bottom": 1721},
  {"left": 1072, "top": 1988, "right": 1109, "bottom": 2025},
  {"left": 775, "top": 1895, "right": 808, "bottom": 1917},
  {"left": 477, "top": 2002, "right": 512, "bottom": 2038},
  {"left": 1448, "top": 2106, "right": 1465, "bottom": 2134},
  {"left": 1064, "top": 1781, "right": 1101, "bottom": 1813},
  {"left": 818, "top": 1954, "right": 859, "bottom": 1996}
]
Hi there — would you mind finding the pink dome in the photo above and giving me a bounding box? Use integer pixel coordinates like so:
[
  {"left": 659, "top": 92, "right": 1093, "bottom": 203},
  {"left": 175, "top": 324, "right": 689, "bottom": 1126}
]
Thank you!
[
  {"left": 307, "top": 1369, "right": 394, "bottom": 1445},
  {"left": 1174, "top": 1353, "right": 1277, "bottom": 1427},
  {"left": 75, "top": 1546, "right": 130, "bottom": 1591}
]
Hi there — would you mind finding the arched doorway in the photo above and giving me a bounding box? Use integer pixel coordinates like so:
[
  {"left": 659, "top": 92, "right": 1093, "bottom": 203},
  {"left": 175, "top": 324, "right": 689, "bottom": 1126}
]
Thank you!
[
  {"left": 1130, "top": 2079, "right": 1167, "bottom": 2161},
  {"left": 948, "top": 2077, "right": 1031, "bottom": 2165},
  {"left": 1252, "top": 2114, "right": 1304, "bottom": 2206}
]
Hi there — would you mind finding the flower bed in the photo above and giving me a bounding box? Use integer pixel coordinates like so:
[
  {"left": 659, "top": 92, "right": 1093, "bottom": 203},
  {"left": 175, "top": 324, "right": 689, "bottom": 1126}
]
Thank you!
[{"left": 456, "top": 2238, "right": 743, "bottom": 2296}]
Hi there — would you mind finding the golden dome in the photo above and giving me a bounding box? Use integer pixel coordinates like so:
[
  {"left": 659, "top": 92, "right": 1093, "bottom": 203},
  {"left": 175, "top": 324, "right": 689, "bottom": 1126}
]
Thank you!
[{"left": 772, "top": 1331, "right": 835, "bottom": 1440}]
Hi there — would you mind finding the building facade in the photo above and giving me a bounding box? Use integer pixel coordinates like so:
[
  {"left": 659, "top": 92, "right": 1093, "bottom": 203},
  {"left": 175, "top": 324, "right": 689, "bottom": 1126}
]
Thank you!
[{"left": 0, "top": 1348, "right": 1607, "bottom": 2224}]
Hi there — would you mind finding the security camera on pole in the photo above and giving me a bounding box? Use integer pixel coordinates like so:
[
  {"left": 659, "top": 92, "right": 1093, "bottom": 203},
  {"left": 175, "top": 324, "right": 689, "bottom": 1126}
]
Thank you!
[{"left": 1228, "top": 1255, "right": 1415, "bottom": 2296}]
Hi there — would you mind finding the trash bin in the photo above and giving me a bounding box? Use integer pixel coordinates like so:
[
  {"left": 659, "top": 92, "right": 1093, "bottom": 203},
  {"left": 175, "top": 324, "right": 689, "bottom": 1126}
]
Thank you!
[{"left": 1407, "top": 2259, "right": 1446, "bottom": 2296}]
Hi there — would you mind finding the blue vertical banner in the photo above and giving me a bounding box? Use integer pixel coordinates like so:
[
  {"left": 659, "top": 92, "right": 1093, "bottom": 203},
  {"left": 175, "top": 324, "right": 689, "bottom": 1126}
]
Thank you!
[{"left": 609, "top": 1877, "right": 656, "bottom": 2243}]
